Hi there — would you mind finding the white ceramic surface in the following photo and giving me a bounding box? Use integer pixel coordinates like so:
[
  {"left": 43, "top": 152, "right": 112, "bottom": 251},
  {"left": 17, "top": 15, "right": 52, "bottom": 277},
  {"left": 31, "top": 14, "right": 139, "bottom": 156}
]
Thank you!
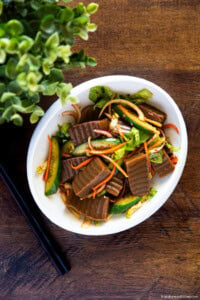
[{"left": 27, "top": 75, "right": 188, "bottom": 236}]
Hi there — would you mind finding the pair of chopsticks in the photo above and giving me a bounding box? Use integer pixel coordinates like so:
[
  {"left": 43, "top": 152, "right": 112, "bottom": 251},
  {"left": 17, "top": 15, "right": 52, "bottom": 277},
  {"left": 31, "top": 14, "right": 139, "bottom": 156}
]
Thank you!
[{"left": 0, "top": 164, "right": 70, "bottom": 275}]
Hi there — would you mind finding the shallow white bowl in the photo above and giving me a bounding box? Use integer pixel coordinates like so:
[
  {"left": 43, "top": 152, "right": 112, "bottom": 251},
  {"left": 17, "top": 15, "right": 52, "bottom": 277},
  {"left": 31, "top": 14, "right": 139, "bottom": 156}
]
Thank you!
[{"left": 27, "top": 75, "right": 188, "bottom": 236}]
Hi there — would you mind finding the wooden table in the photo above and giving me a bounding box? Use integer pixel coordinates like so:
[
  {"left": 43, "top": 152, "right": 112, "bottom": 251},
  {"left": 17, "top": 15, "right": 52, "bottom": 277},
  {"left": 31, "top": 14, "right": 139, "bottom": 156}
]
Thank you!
[{"left": 0, "top": 1, "right": 200, "bottom": 299}]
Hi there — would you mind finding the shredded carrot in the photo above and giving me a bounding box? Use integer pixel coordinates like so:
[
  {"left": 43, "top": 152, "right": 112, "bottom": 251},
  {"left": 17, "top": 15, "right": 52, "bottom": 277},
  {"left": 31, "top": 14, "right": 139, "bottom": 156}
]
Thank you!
[
  {"left": 85, "top": 184, "right": 106, "bottom": 199},
  {"left": 102, "top": 155, "right": 128, "bottom": 178},
  {"left": 62, "top": 153, "right": 72, "bottom": 158},
  {"left": 163, "top": 123, "right": 179, "bottom": 134},
  {"left": 88, "top": 141, "right": 128, "bottom": 155},
  {"left": 44, "top": 136, "right": 52, "bottom": 181},
  {"left": 93, "top": 166, "right": 116, "bottom": 191},
  {"left": 171, "top": 156, "right": 178, "bottom": 164},
  {"left": 71, "top": 157, "right": 93, "bottom": 170},
  {"left": 144, "top": 141, "right": 151, "bottom": 171},
  {"left": 92, "top": 189, "right": 97, "bottom": 199}
]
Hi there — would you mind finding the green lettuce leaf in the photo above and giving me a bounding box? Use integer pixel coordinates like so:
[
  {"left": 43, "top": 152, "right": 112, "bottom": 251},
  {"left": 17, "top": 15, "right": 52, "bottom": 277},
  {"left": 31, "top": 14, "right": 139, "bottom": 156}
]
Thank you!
[
  {"left": 150, "top": 151, "right": 163, "bottom": 164},
  {"left": 165, "top": 140, "right": 180, "bottom": 152},
  {"left": 55, "top": 122, "right": 72, "bottom": 144},
  {"left": 89, "top": 86, "right": 113, "bottom": 102},
  {"left": 124, "top": 127, "right": 152, "bottom": 151}
]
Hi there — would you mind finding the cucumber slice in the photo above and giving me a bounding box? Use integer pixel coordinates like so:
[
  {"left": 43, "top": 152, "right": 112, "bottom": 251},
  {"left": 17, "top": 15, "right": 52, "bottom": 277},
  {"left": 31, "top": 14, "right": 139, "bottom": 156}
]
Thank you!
[
  {"left": 73, "top": 138, "right": 121, "bottom": 156},
  {"left": 45, "top": 137, "right": 61, "bottom": 196},
  {"left": 110, "top": 195, "right": 142, "bottom": 214},
  {"left": 114, "top": 105, "right": 159, "bottom": 134}
]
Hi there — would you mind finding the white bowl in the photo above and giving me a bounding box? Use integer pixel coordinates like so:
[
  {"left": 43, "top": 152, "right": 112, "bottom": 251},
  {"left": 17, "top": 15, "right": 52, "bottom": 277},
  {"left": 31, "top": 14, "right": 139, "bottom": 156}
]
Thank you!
[{"left": 27, "top": 75, "right": 188, "bottom": 236}]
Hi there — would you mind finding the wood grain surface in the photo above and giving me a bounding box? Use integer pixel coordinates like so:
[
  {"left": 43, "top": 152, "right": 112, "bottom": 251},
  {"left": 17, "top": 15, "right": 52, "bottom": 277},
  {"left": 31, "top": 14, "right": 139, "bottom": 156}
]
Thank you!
[{"left": 0, "top": 0, "right": 200, "bottom": 299}]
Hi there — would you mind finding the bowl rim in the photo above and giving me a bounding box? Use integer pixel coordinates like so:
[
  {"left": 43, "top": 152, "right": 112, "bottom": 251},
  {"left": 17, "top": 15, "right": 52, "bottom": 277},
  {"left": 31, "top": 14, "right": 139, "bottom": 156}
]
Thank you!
[{"left": 27, "top": 75, "right": 188, "bottom": 236}]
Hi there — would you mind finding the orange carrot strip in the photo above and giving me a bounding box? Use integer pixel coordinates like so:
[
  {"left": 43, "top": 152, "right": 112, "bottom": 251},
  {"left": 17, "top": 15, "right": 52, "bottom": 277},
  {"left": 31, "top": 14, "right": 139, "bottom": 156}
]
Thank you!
[
  {"left": 44, "top": 136, "right": 52, "bottom": 181},
  {"left": 71, "top": 157, "right": 93, "bottom": 170},
  {"left": 85, "top": 184, "right": 106, "bottom": 199},
  {"left": 88, "top": 141, "right": 127, "bottom": 155},
  {"left": 163, "top": 123, "right": 179, "bottom": 134},
  {"left": 92, "top": 189, "right": 97, "bottom": 199},
  {"left": 93, "top": 166, "right": 116, "bottom": 191},
  {"left": 144, "top": 141, "right": 151, "bottom": 171},
  {"left": 102, "top": 155, "right": 128, "bottom": 178}
]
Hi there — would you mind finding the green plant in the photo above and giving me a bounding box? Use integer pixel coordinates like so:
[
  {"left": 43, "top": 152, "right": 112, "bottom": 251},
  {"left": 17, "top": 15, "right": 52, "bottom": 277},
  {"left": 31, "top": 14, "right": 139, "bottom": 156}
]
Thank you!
[{"left": 0, "top": 0, "right": 98, "bottom": 125}]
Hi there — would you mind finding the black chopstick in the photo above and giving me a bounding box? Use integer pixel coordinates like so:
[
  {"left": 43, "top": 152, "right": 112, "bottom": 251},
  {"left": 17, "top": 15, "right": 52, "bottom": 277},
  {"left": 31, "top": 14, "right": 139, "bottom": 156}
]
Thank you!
[{"left": 0, "top": 164, "right": 70, "bottom": 275}]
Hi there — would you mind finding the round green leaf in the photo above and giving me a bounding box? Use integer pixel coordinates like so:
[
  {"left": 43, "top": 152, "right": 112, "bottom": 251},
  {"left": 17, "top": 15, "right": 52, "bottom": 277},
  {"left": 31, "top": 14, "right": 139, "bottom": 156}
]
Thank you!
[
  {"left": 67, "top": 96, "right": 79, "bottom": 104},
  {"left": 0, "top": 49, "right": 6, "bottom": 63},
  {"left": 0, "top": 92, "right": 16, "bottom": 103},
  {"left": 30, "top": 106, "right": 44, "bottom": 124},
  {"left": 0, "top": 38, "right": 9, "bottom": 49},
  {"left": 5, "top": 58, "right": 18, "bottom": 79},
  {"left": 40, "top": 80, "right": 58, "bottom": 96},
  {"left": 87, "top": 23, "right": 97, "bottom": 32},
  {"left": 0, "top": 1, "right": 3, "bottom": 16},
  {"left": 0, "top": 25, "right": 5, "bottom": 37},
  {"left": 27, "top": 72, "right": 42, "bottom": 92},
  {"left": 17, "top": 72, "right": 27, "bottom": 89},
  {"left": 48, "top": 68, "right": 64, "bottom": 83},
  {"left": 2, "top": 106, "right": 14, "bottom": 121},
  {"left": 60, "top": 7, "right": 74, "bottom": 23},
  {"left": 0, "top": 83, "right": 5, "bottom": 95},
  {"left": 58, "top": 45, "right": 71, "bottom": 63},
  {"left": 77, "top": 28, "right": 88, "bottom": 40},
  {"left": 6, "top": 20, "right": 24, "bottom": 36},
  {"left": 19, "top": 36, "right": 34, "bottom": 53},
  {"left": 8, "top": 81, "right": 22, "bottom": 95},
  {"left": 11, "top": 113, "right": 23, "bottom": 126},
  {"left": 86, "top": 56, "right": 97, "bottom": 66},
  {"left": 42, "top": 58, "right": 52, "bottom": 75},
  {"left": 87, "top": 3, "right": 99, "bottom": 15},
  {"left": 6, "top": 38, "right": 18, "bottom": 54},
  {"left": 73, "top": 16, "right": 90, "bottom": 26},
  {"left": 45, "top": 32, "right": 59, "bottom": 50},
  {"left": 56, "top": 82, "right": 72, "bottom": 105},
  {"left": 41, "top": 14, "right": 56, "bottom": 34}
]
